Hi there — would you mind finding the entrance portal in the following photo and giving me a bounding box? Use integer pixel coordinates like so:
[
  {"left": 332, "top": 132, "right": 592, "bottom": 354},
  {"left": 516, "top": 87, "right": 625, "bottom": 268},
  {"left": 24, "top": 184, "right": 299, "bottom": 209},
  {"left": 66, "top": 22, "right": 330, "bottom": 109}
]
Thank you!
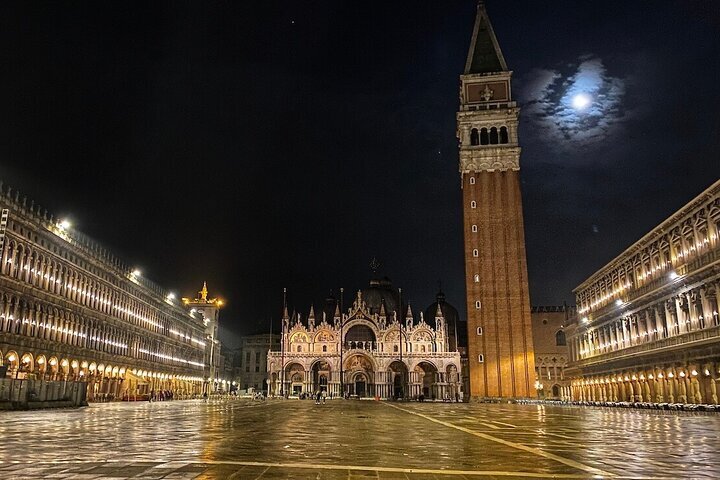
[{"left": 355, "top": 380, "right": 366, "bottom": 397}]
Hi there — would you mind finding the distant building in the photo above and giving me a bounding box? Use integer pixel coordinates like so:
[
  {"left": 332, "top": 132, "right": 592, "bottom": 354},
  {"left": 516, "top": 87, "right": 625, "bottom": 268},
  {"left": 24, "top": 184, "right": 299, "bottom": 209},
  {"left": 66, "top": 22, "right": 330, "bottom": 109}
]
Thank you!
[
  {"left": 268, "top": 277, "right": 463, "bottom": 400},
  {"left": 531, "top": 306, "right": 573, "bottom": 400},
  {"left": 567, "top": 179, "right": 720, "bottom": 404},
  {"left": 237, "top": 334, "right": 279, "bottom": 392}
]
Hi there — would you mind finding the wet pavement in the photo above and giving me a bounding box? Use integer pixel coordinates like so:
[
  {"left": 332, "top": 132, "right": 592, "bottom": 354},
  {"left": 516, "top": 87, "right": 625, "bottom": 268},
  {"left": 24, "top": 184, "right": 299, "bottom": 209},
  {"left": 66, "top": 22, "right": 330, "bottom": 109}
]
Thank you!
[{"left": 0, "top": 398, "right": 719, "bottom": 479}]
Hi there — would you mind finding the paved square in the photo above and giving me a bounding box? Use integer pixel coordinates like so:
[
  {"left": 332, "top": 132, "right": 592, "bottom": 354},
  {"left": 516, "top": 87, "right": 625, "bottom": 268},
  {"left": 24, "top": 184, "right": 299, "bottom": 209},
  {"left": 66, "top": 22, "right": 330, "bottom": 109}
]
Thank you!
[{"left": 0, "top": 399, "right": 719, "bottom": 479}]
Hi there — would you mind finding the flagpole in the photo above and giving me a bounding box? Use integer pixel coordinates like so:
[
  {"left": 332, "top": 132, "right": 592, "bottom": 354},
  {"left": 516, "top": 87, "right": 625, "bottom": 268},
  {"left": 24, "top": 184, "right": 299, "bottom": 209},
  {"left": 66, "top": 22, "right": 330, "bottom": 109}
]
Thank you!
[
  {"left": 268, "top": 316, "right": 272, "bottom": 396},
  {"left": 398, "top": 287, "right": 403, "bottom": 399},
  {"left": 280, "top": 288, "right": 286, "bottom": 398},
  {"left": 339, "top": 287, "right": 344, "bottom": 398}
]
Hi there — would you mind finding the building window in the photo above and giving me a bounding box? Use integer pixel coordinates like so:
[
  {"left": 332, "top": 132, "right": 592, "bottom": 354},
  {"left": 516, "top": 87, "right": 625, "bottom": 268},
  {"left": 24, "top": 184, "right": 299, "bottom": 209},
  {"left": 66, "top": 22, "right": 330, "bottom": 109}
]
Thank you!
[
  {"left": 472, "top": 225, "right": 477, "bottom": 232},
  {"left": 489, "top": 127, "right": 499, "bottom": 144},
  {"left": 255, "top": 352, "right": 260, "bottom": 364},
  {"left": 322, "top": 345, "right": 327, "bottom": 352},
  {"left": 499, "top": 126, "right": 509, "bottom": 144},
  {"left": 478, "top": 354, "right": 484, "bottom": 363},
  {"left": 475, "top": 300, "right": 481, "bottom": 309},
  {"left": 297, "top": 346, "right": 301, "bottom": 352},
  {"left": 255, "top": 365, "right": 260, "bottom": 372},
  {"left": 476, "top": 327, "right": 483, "bottom": 335},
  {"left": 245, "top": 366, "right": 250, "bottom": 372},
  {"left": 472, "top": 249, "right": 478, "bottom": 257},
  {"left": 469, "top": 177, "right": 476, "bottom": 185},
  {"left": 393, "top": 345, "right": 398, "bottom": 353},
  {"left": 470, "top": 201, "right": 476, "bottom": 209},
  {"left": 556, "top": 330, "right": 567, "bottom": 346},
  {"left": 470, "top": 128, "right": 479, "bottom": 146},
  {"left": 474, "top": 274, "right": 480, "bottom": 283},
  {"left": 480, "top": 128, "right": 489, "bottom": 145},
  {"left": 245, "top": 352, "right": 250, "bottom": 364}
]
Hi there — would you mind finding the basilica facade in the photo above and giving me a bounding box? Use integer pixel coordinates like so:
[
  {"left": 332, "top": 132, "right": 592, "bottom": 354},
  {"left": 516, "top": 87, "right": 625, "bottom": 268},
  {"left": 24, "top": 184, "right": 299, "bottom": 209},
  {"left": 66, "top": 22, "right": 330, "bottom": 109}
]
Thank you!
[{"left": 268, "top": 278, "right": 463, "bottom": 400}]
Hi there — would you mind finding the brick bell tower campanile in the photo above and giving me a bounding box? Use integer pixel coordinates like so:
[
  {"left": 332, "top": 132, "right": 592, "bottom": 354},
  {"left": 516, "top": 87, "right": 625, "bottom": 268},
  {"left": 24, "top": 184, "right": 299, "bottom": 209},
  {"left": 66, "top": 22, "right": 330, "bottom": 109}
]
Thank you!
[{"left": 458, "top": 2, "right": 536, "bottom": 400}]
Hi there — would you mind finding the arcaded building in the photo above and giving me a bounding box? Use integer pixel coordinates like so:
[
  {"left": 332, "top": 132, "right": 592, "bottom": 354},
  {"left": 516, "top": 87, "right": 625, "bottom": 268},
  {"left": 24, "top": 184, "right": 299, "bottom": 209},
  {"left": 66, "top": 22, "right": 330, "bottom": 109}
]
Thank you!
[
  {"left": 567, "top": 179, "right": 720, "bottom": 404},
  {"left": 0, "top": 184, "right": 213, "bottom": 399},
  {"left": 268, "top": 278, "right": 463, "bottom": 400}
]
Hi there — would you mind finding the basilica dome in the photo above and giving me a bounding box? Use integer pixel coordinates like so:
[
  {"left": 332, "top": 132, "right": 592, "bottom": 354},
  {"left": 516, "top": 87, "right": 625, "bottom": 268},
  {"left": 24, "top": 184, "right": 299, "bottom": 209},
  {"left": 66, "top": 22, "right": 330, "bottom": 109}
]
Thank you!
[
  {"left": 425, "top": 290, "right": 466, "bottom": 351},
  {"left": 361, "top": 276, "right": 401, "bottom": 316}
]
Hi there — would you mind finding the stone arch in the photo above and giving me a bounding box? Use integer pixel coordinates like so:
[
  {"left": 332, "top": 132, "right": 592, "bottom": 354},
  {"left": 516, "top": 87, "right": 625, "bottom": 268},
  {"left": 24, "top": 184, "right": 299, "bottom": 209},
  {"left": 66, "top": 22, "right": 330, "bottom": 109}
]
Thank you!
[
  {"left": 5, "top": 350, "right": 19, "bottom": 374},
  {"left": 489, "top": 126, "right": 499, "bottom": 144},
  {"left": 20, "top": 352, "right": 34, "bottom": 372},
  {"left": 480, "top": 127, "right": 489, "bottom": 145},
  {"left": 499, "top": 126, "right": 509, "bottom": 143},
  {"left": 36, "top": 354, "right": 47, "bottom": 374},
  {"left": 310, "top": 359, "right": 332, "bottom": 393},
  {"left": 414, "top": 361, "right": 439, "bottom": 399},
  {"left": 285, "top": 362, "right": 305, "bottom": 396},
  {"left": 388, "top": 360, "right": 409, "bottom": 399}
]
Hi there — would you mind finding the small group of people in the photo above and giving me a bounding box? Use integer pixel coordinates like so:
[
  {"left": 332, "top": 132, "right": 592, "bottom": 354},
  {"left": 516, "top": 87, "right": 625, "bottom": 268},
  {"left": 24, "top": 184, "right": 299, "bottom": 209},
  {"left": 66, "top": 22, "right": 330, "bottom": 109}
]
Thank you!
[
  {"left": 314, "top": 390, "right": 327, "bottom": 404},
  {"left": 148, "top": 389, "right": 174, "bottom": 402}
]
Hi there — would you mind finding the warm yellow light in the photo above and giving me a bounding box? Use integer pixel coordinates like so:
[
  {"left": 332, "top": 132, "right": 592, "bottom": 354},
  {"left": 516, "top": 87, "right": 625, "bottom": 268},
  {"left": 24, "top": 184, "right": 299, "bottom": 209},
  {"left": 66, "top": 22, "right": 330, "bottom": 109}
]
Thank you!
[
  {"left": 166, "top": 293, "right": 176, "bottom": 301},
  {"left": 8, "top": 354, "right": 16, "bottom": 362},
  {"left": 37, "top": 357, "right": 45, "bottom": 365},
  {"left": 49, "top": 358, "right": 58, "bottom": 366},
  {"left": 61, "top": 359, "right": 68, "bottom": 367},
  {"left": 691, "top": 370, "right": 698, "bottom": 376},
  {"left": 132, "top": 269, "right": 141, "bottom": 277},
  {"left": 59, "top": 219, "right": 71, "bottom": 230}
]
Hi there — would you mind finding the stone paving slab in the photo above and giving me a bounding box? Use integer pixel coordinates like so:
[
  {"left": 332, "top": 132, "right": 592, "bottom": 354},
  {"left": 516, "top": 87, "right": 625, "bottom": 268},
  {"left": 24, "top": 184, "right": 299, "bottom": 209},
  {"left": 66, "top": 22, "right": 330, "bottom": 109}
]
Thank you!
[{"left": 1, "top": 399, "right": 719, "bottom": 478}]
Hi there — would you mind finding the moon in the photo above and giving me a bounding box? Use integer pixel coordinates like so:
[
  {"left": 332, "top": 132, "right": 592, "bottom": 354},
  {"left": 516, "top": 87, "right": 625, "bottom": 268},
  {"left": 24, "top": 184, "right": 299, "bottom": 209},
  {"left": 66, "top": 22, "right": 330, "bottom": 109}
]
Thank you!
[{"left": 572, "top": 93, "right": 591, "bottom": 110}]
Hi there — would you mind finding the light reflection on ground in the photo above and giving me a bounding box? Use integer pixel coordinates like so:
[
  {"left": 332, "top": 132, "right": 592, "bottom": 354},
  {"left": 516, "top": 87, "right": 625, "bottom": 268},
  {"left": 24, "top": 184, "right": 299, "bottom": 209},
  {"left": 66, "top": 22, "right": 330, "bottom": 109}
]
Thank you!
[{"left": 0, "top": 399, "right": 718, "bottom": 479}]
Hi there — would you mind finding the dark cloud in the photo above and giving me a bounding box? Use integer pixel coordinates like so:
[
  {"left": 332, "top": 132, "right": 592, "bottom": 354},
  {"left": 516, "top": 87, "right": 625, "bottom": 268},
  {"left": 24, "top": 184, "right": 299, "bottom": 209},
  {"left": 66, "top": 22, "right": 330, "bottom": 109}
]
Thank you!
[{"left": 519, "top": 56, "right": 627, "bottom": 150}]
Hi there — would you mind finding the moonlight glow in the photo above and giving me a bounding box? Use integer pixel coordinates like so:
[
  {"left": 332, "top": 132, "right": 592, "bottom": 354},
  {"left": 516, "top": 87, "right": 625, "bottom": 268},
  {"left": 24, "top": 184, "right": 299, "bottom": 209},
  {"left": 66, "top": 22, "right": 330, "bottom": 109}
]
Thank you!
[{"left": 572, "top": 93, "right": 591, "bottom": 110}]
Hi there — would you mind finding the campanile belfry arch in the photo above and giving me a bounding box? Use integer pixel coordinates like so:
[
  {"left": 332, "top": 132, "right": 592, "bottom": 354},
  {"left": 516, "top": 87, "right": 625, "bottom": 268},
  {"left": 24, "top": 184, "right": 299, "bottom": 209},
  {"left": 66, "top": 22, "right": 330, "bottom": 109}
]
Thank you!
[{"left": 458, "top": 2, "right": 536, "bottom": 399}]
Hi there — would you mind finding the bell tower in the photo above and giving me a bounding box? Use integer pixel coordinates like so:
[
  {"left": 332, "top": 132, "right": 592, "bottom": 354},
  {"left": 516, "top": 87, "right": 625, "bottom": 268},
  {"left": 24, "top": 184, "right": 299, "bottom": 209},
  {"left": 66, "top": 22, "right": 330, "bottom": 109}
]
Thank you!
[{"left": 458, "top": 2, "right": 536, "bottom": 399}]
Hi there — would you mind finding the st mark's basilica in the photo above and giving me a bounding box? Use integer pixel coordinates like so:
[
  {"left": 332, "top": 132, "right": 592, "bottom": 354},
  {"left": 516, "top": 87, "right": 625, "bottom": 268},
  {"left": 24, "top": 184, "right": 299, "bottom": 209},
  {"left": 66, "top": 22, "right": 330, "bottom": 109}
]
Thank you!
[{"left": 268, "top": 277, "right": 466, "bottom": 400}]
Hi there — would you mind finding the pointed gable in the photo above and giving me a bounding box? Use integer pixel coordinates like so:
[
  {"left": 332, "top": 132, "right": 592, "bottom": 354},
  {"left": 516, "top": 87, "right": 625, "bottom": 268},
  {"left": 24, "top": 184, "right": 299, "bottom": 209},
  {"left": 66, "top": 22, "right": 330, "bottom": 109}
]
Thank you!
[{"left": 465, "top": 2, "right": 508, "bottom": 74}]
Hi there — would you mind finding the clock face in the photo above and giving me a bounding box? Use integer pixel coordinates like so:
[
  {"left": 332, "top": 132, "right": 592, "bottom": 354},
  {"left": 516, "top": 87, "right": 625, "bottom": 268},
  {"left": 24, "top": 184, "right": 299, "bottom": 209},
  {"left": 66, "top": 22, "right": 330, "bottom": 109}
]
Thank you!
[{"left": 466, "top": 81, "right": 509, "bottom": 104}]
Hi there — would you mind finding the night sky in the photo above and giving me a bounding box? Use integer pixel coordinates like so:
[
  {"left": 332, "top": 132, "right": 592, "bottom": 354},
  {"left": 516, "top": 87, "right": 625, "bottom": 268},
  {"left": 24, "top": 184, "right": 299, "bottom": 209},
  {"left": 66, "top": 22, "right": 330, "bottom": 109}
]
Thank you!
[{"left": 2, "top": 1, "right": 719, "bottom": 345}]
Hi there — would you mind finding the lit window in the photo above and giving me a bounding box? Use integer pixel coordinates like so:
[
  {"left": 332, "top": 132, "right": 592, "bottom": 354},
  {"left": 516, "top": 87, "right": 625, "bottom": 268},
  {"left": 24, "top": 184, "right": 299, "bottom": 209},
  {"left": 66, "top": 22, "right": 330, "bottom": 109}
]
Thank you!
[
  {"left": 473, "top": 249, "right": 478, "bottom": 257},
  {"left": 469, "top": 177, "right": 476, "bottom": 185},
  {"left": 472, "top": 225, "right": 478, "bottom": 232},
  {"left": 474, "top": 274, "right": 479, "bottom": 283},
  {"left": 475, "top": 300, "right": 481, "bottom": 309},
  {"left": 478, "top": 354, "right": 484, "bottom": 363},
  {"left": 470, "top": 201, "right": 476, "bottom": 209},
  {"left": 476, "top": 327, "right": 483, "bottom": 335}
]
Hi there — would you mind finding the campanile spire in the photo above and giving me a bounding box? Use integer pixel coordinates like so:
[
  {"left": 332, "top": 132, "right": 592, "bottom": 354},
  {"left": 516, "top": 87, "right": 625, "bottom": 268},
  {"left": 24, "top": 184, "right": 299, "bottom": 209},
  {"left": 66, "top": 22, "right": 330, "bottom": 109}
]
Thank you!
[
  {"left": 458, "top": 2, "right": 536, "bottom": 400},
  {"left": 465, "top": 1, "right": 508, "bottom": 74}
]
